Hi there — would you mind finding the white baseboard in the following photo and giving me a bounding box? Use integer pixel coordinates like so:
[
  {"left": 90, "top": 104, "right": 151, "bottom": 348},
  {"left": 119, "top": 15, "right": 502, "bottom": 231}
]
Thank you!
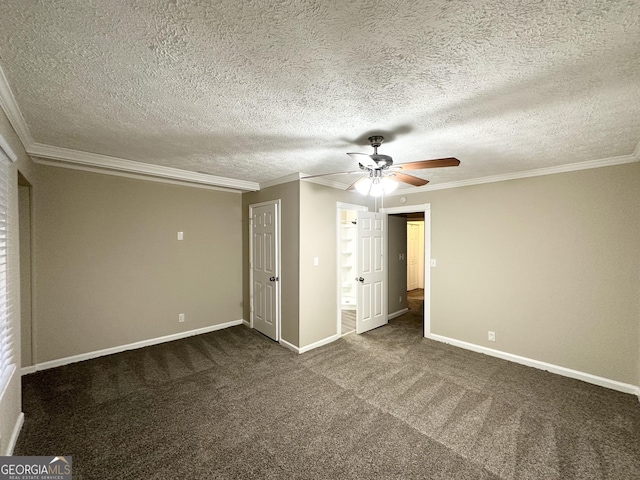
[
  {"left": 242, "top": 319, "right": 251, "bottom": 327},
  {"left": 427, "top": 333, "right": 640, "bottom": 397},
  {"left": 20, "top": 365, "right": 36, "bottom": 376},
  {"left": 298, "top": 334, "right": 340, "bottom": 354},
  {"left": 388, "top": 308, "right": 409, "bottom": 320},
  {"left": 279, "top": 334, "right": 340, "bottom": 354},
  {"left": 5, "top": 412, "right": 24, "bottom": 456},
  {"left": 279, "top": 338, "right": 300, "bottom": 353},
  {"left": 23, "top": 319, "right": 244, "bottom": 374}
]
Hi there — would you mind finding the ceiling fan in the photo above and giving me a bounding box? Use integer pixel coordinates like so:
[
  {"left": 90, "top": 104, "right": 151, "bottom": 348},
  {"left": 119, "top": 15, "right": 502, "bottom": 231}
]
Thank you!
[{"left": 305, "top": 135, "right": 460, "bottom": 196}]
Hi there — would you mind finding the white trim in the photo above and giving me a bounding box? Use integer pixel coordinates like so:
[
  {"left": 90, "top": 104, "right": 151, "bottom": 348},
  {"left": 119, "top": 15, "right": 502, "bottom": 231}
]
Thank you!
[
  {"left": 29, "top": 144, "right": 259, "bottom": 191},
  {"left": 386, "top": 154, "right": 639, "bottom": 196},
  {"left": 34, "top": 158, "right": 242, "bottom": 193},
  {"left": 260, "top": 172, "right": 351, "bottom": 191},
  {"left": 427, "top": 333, "right": 640, "bottom": 396},
  {"left": 242, "top": 319, "right": 251, "bottom": 327},
  {"left": 280, "top": 333, "right": 342, "bottom": 354},
  {"left": 0, "top": 64, "right": 33, "bottom": 147},
  {"left": 303, "top": 175, "right": 351, "bottom": 190},
  {"left": 388, "top": 308, "right": 409, "bottom": 320},
  {"left": 20, "top": 365, "right": 36, "bottom": 376},
  {"left": 0, "top": 134, "right": 17, "bottom": 163},
  {"left": 298, "top": 333, "right": 340, "bottom": 354},
  {"left": 259, "top": 173, "right": 302, "bottom": 189},
  {"left": 380, "top": 204, "right": 431, "bottom": 337},
  {"left": 23, "top": 319, "right": 243, "bottom": 373},
  {"left": 279, "top": 337, "right": 300, "bottom": 354},
  {"left": 4, "top": 412, "right": 24, "bottom": 456}
]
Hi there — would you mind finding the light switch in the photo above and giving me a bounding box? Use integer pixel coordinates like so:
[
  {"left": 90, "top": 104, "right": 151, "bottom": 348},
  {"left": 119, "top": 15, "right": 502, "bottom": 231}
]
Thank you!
[
  {"left": 313, "top": 257, "right": 319, "bottom": 267},
  {"left": 177, "top": 231, "right": 184, "bottom": 240}
]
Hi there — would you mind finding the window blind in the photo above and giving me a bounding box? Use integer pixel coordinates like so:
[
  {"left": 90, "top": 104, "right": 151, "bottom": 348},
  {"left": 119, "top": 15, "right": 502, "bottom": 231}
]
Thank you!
[{"left": 0, "top": 143, "right": 16, "bottom": 396}]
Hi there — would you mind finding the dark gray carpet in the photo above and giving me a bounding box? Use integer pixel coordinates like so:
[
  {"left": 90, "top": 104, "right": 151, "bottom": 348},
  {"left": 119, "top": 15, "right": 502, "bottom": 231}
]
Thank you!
[{"left": 16, "top": 295, "right": 640, "bottom": 479}]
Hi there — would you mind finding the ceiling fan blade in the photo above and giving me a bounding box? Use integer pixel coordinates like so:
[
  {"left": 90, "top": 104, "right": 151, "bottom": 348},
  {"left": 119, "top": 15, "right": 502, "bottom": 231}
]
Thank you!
[
  {"left": 346, "top": 176, "right": 367, "bottom": 191},
  {"left": 396, "top": 157, "right": 460, "bottom": 170},
  {"left": 393, "top": 172, "right": 429, "bottom": 187},
  {"left": 347, "top": 152, "right": 377, "bottom": 169},
  {"left": 302, "top": 171, "right": 361, "bottom": 179}
]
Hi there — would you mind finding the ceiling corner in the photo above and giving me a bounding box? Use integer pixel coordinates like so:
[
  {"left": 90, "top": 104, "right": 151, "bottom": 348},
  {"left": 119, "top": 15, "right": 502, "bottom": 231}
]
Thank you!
[{"left": 0, "top": 62, "right": 34, "bottom": 148}]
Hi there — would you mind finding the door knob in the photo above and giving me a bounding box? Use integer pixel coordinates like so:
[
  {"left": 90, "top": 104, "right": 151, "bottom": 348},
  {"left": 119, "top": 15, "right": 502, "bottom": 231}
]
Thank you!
[
  {"left": 269, "top": 276, "right": 279, "bottom": 282},
  {"left": 356, "top": 277, "right": 364, "bottom": 283}
]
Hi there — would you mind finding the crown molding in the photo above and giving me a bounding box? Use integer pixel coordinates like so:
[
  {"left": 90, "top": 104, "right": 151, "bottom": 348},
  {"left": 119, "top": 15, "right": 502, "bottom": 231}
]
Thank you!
[
  {"left": 259, "top": 173, "right": 353, "bottom": 191},
  {"left": 29, "top": 143, "right": 259, "bottom": 191},
  {"left": 259, "top": 172, "right": 303, "bottom": 189},
  {"left": 0, "top": 133, "right": 17, "bottom": 163},
  {"left": 0, "top": 63, "right": 33, "bottom": 147},
  {"left": 301, "top": 174, "right": 351, "bottom": 190},
  {"left": 34, "top": 157, "right": 242, "bottom": 193},
  {"left": 385, "top": 152, "right": 640, "bottom": 197}
]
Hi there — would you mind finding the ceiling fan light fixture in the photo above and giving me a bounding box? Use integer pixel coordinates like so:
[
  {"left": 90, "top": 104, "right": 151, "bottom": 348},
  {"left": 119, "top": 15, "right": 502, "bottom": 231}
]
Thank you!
[
  {"left": 370, "top": 179, "right": 385, "bottom": 197},
  {"left": 356, "top": 175, "right": 398, "bottom": 196},
  {"left": 355, "top": 177, "right": 373, "bottom": 195},
  {"left": 381, "top": 176, "right": 398, "bottom": 194}
]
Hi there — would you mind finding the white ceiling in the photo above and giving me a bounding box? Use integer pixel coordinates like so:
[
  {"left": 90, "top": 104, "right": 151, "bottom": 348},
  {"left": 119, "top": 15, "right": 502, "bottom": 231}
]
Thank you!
[{"left": 0, "top": 0, "right": 639, "bottom": 192}]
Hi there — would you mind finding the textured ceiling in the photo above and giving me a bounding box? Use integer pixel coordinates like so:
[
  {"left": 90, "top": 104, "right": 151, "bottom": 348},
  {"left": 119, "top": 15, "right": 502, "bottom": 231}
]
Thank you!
[{"left": 0, "top": 0, "right": 639, "bottom": 188}]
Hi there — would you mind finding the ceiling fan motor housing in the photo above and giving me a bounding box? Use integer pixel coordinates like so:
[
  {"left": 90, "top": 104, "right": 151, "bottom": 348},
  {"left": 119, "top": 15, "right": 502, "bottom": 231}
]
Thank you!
[
  {"left": 366, "top": 136, "right": 392, "bottom": 168},
  {"left": 368, "top": 135, "right": 384, "bottom": 148},
  {"left": 372, "top": 154, "right": 393, "bottom": 168}
]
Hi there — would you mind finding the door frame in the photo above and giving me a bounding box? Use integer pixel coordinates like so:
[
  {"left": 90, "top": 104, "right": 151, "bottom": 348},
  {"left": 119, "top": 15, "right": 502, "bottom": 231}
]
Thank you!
[
  {"left": 380, "top": 204, "right": 431, "bottom": 337},
  {"left": 336, "top": 202, "right": 368, "bottom": 336},
  {"left": 249, "top": 199, "right": 282, "bottom": 341}
]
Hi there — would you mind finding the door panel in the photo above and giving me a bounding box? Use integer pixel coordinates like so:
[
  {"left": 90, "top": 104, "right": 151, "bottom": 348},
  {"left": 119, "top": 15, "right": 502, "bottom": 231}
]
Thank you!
[
  {"left": 356, "top": 211, "right": 387, "bottom": 334},
  {"left": 251, "top": 202, "right": 279, "bottom": 340}
]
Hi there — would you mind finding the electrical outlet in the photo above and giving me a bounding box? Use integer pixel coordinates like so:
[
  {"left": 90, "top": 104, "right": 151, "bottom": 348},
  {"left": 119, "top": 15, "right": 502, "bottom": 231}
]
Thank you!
[
  {"left": 179, "top": 313, "right": 185, "bottom": 323},
  {"left": 488, "top": 331, "right": 495, "bottom": 342},
  {"left": 399, "top": 296, "right": 402, "bottom": 304}
]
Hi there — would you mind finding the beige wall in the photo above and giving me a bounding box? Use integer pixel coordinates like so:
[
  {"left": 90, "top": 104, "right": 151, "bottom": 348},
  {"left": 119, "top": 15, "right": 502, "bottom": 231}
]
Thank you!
[
  {"left": 384, "top": 163, "right": 640, "bottom": 385},
  {"left": 388, "top": 215, "right": 408, "bottom": 315},
  {"left": 243, "top": 181, "right": 300, "bottom": 346},
  {"left": 33, "top": 166, "right": 243, "bottom": 363},
  {"left": 0, "top": 107, "right": 36, "bottom": 454},
  {"left": 299, "top": 181, "right": 371, "bottom": 347},
  {"left": 243, "top": 180, "right": 371, "bottom": 349}
]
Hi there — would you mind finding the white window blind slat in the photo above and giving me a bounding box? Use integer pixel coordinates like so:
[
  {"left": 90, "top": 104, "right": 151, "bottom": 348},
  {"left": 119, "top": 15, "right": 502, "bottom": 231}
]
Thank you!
[{"left": 0, "top": 153, "right": 15, "bottom": 395}]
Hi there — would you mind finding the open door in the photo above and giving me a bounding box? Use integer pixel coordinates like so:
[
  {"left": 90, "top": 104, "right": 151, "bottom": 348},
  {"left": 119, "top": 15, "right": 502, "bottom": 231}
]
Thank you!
[
  {"left": 250, "top": 201, "right": 280, "bottom": 341},
  {"left": 356, "top": 211, "right": 387, "bottom": 333}
]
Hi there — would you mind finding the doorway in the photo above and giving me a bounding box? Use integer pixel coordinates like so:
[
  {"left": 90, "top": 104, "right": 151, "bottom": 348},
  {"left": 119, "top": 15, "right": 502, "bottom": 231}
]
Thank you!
[
  {"left": 381, "top": 204, "right": 431, "bottom": 337},
  {"left": 18, "top": 172, "right": 33, "bottom": 369},
  {"left": 336, "top": 202, "right": 367, "bottom": 336}
]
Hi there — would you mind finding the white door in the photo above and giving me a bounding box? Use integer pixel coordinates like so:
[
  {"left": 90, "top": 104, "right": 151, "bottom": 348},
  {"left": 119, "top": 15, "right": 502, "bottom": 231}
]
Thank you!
[
  {"left": 250, "top": 202, "right": 279, "bottom": 341},
  {"left": 356, "top": 211, "right": 387, "bottom": 333}
]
